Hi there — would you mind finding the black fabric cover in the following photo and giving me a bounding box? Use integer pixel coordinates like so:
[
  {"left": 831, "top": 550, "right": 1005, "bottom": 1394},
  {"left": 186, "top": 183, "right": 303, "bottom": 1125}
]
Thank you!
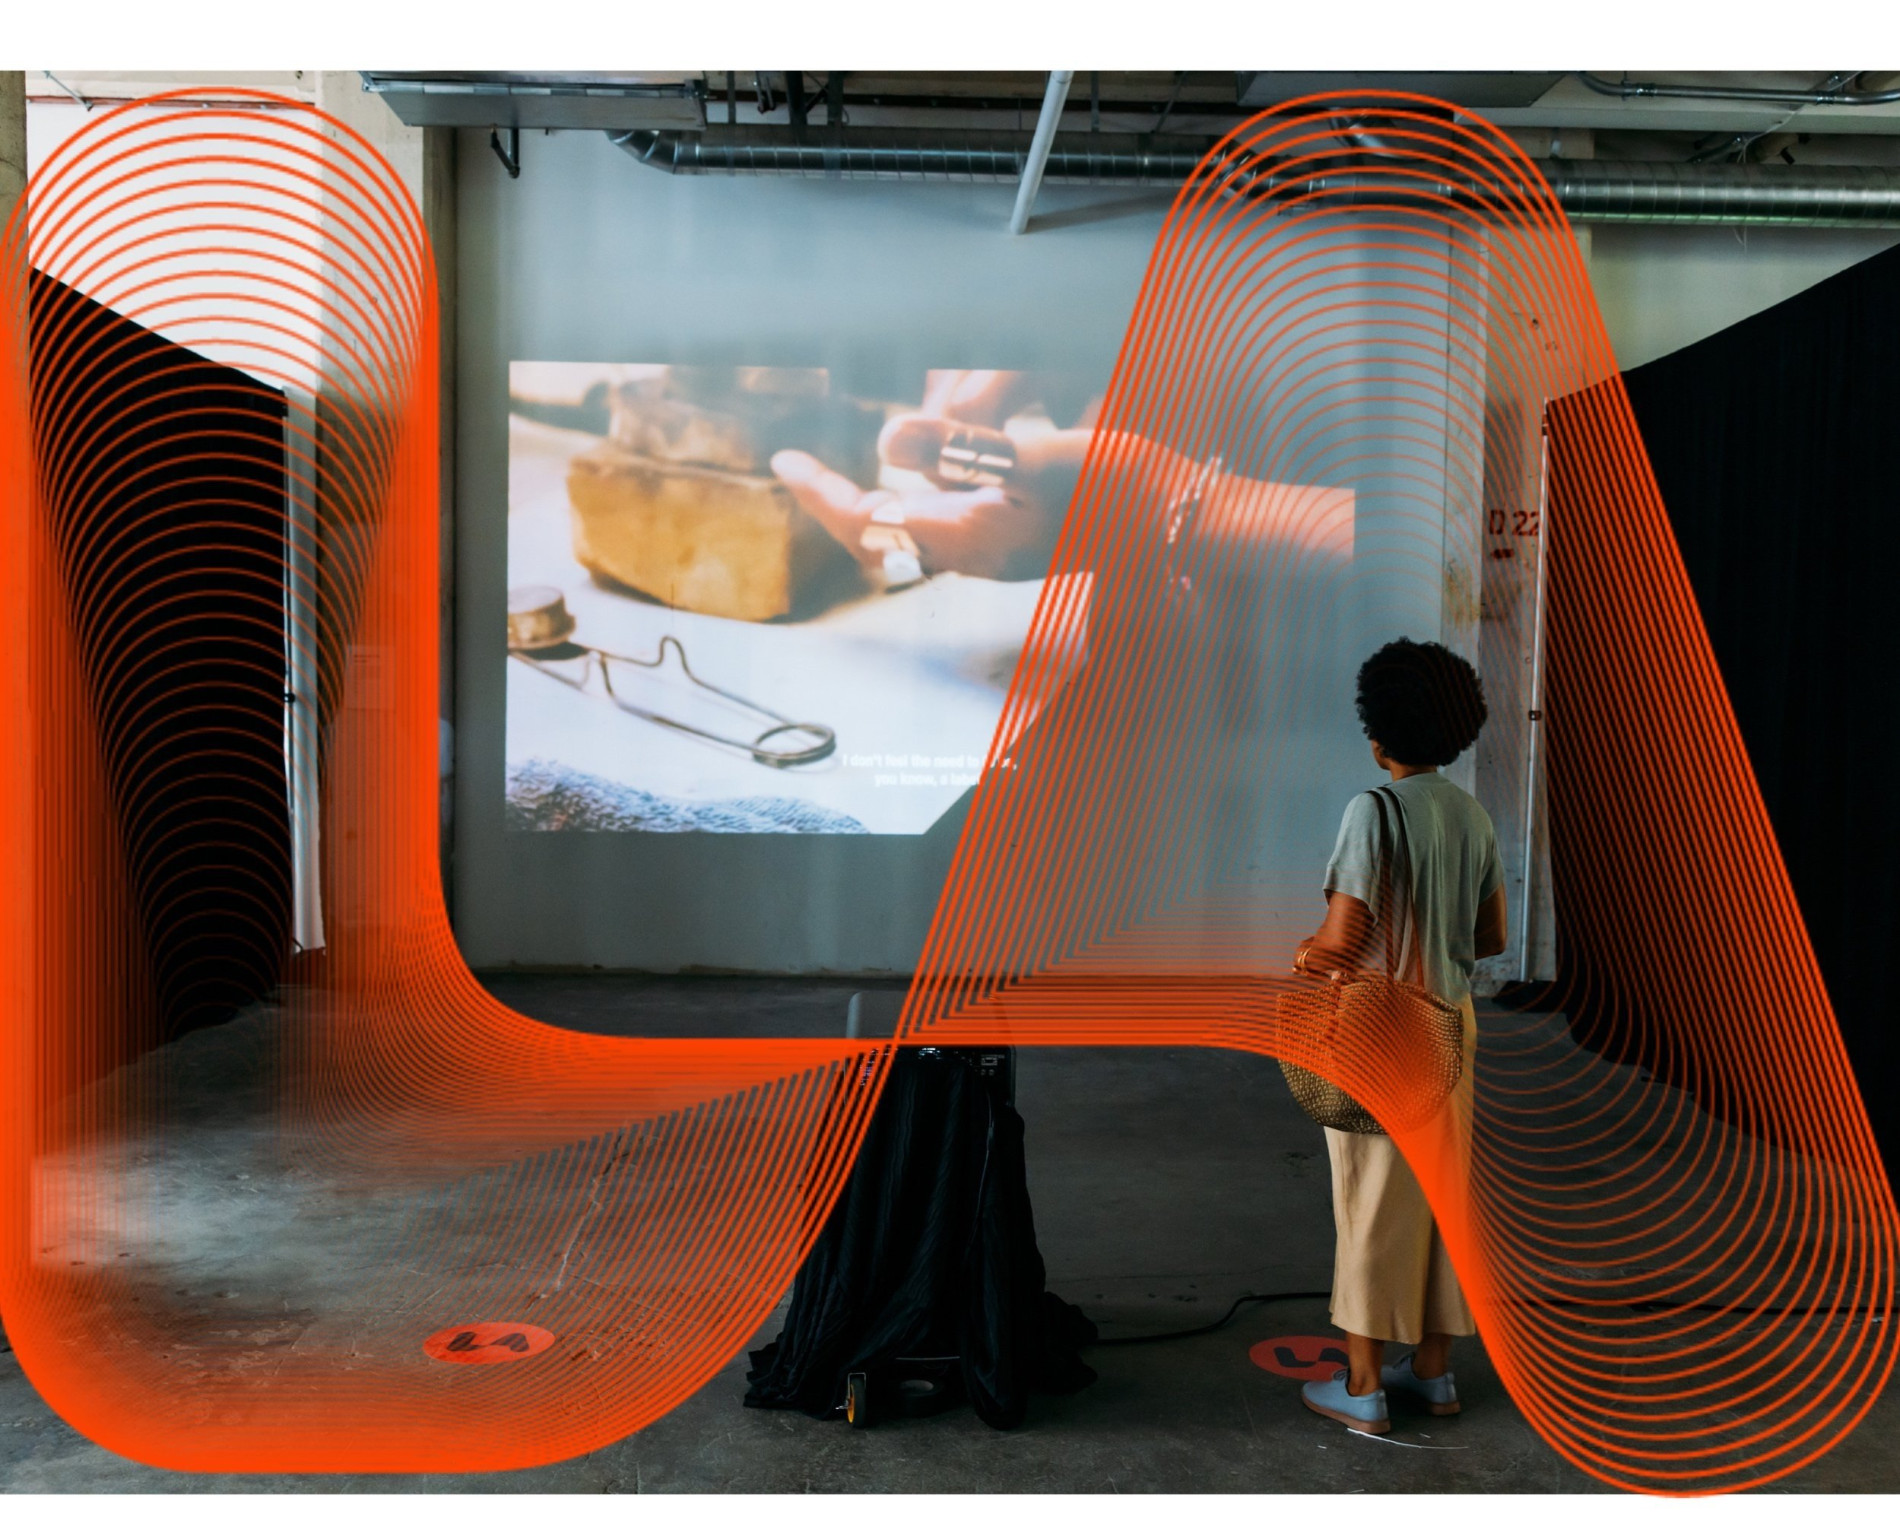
[
  {"left": 745, "top": 1047, "right": 1096, "bottom": 1429},
  {"left": 1548, "top": 243, "right": 1900, "bottom": 1176},
  {"left": 29, "top": 271, "right": 292, "bottom": 1059}
]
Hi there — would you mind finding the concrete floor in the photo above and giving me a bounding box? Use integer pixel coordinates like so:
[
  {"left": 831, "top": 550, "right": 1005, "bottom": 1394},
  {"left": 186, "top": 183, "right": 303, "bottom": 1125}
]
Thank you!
[{"left": 1, "top": 973, "right": 1895, "bottom": 1494}]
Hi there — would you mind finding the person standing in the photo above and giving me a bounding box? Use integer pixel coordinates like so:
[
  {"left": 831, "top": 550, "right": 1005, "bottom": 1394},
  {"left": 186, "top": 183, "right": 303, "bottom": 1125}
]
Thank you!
[{"left": 1295, "top": 638, "right": 1507, "bottom": 1435}]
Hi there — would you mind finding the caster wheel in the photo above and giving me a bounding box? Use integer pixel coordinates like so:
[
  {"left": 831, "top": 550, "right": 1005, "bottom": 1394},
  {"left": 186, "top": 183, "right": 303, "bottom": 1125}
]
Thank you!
[{"left": 845, "top": 1370, "right": 872, "bottom": 1429}]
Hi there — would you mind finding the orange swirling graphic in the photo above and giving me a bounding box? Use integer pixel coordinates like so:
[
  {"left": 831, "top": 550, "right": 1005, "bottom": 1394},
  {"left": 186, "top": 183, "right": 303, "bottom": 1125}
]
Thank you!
[{"left": 1, "top": 90, "right": 1894, "bottom": 1491}]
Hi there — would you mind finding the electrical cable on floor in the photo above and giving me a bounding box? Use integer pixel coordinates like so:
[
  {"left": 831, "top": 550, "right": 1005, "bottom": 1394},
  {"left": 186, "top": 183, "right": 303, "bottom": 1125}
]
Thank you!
[
  {"left": 1094, "top": 1289, "right": 1890, "bottom": 1348},
  {"left": 1093, "top": 1289, "right": 1332, "bottom": 1346}
]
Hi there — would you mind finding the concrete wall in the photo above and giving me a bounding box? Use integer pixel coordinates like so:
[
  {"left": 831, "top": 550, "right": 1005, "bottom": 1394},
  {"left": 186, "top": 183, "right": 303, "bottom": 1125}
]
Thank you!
[
  {"left": 437, "top": 130, "right": 1900, "bottom": 972},
  {"left": 451, "top": 129, "right": 1176, "bottom": 970}
]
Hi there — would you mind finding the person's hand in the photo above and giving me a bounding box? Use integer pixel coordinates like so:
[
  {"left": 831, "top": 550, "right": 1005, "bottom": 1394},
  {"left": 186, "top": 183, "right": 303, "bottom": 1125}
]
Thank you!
[
  {"left": 1294, "top": 935, "right": 1348, "bottom": 978},
  {"left": 773, "top": 371, "right": 1353, "bottom": 583},
  {"left": 769, "top": 442, "right": 1067, "bottom": 581},
  {"left": 771, "top": 368, "right": 1123, "bottom": 580},
  {"left": 917, "top": 369, "right": 1037, "bottom": 427},
  {"left": 770, "top": 369, "right": 1094, "bottom": 580}
]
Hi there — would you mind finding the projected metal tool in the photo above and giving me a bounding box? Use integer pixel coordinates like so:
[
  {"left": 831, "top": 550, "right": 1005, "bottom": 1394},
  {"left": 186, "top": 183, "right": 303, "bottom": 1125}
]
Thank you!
[{"left": 506, "top": 586, "right": 836, "bottom": 767}]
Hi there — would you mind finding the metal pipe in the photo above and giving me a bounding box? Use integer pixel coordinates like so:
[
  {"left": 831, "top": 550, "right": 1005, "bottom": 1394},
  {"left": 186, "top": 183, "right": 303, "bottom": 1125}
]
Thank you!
[
  {"left": 1543, "top": 158, "right": 1900, "bottom": 225},
  {"left": 1009, "top": 70, "right": 1075, "bottom": 234},
  {"left": 1518, "top": 406, "right": 1552, "bottom": 980},
  {"left": 609, "top": 126, "right": 1205, "bottom": 184},
  {"left": 612, "top": 127, "right": 1900, "bottom": 226},
  {"left": 1578, "top": 70, "right": 1900, "bottom": 108}
]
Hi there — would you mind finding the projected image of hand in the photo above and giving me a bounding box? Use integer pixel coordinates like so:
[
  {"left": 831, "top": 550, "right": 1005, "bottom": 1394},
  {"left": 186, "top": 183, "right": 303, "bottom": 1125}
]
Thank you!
[
  {"left": 769, "top": 446, "right": 1063, "bottom": 582},
  {"left": 913, "top": 367, "right": 1042, "bottom": 428},
  {"left": 773, "top": 366, "right": 1353, "bottom": 584},
  {"left": 767, "top": 380, "right": 1102, "bottom": 581}
]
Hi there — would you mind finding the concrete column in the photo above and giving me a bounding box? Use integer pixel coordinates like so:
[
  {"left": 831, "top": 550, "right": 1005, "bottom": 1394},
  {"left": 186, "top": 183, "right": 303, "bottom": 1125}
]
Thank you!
[
  {"left": 309, "top": 74, "right": 459, "bottom": 916},
  {"left": 1469, "top": 221, "right": 1566, "bottom": 991},
  {"left": 1, "top": 78, "right": 23, "bottom": 1011},
  {"left": 313, "top": 71, "right": 424, "bottom": 201},
  {"left": 1, "top": 72, "right": 25, "bottom": 231},
  {"left": 423, "top": 127, "right": 457, "bottom": 908}
]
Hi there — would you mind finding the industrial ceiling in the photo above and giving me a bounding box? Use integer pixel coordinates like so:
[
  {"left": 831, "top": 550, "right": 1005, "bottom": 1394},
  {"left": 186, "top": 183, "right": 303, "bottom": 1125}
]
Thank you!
[
  {"left": 346, "top": 70, "right": 1900, "bottom": 229},
  {"left": 30, "top": 71, "right": 1900, "bottom": 226},
  {"left": 356, "top": 70, "right": 1900, "bottom": 158}
]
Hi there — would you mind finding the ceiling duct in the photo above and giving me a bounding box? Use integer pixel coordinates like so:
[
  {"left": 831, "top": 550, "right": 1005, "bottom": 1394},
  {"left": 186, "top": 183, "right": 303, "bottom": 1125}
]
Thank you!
[
  {"left": 364, "top": 72, "right": 704, "bottom": 130},
  {"left": 610, "top": 127, "right": 1205, "bottom": 183},
  {"left": 1540, "top": 158, "right": 1900, "bottom": 225},
  {"left": 611, "top": 127, "right": 1900, "bottom": 226}
]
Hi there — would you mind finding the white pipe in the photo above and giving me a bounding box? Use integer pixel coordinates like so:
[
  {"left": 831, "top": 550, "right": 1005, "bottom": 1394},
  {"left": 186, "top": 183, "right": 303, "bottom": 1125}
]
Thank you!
[
  {"left": 1008, "top": 70, "right": 1074, "bottom": 234},
  {"left": 1517, "top": 406, "right": 1553, "bottom": 980}
]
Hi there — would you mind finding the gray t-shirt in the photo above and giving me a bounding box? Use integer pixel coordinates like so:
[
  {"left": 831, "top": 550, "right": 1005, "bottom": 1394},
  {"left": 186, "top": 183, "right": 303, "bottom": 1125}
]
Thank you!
[{"left": 1322, "top": 772, "right": 1504, "bottom": 1005}]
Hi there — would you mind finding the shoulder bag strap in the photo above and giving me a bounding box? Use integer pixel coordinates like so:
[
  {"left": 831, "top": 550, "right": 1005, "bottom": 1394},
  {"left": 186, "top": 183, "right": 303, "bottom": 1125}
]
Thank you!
[
  {"left": 1365, "top": 788, "right": 1401, "bottom": 977},
  {"left": 1377, "top": 784, "right": 1426, "bottom": 987}
]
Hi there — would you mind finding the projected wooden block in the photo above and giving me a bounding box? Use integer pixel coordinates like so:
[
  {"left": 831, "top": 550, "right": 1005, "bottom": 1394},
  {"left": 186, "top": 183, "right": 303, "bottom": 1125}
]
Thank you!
[
  {"left": 567, "top": 443, "right": 845, "bottom": 621},
  {"left": 607, "top": 367, "right": 881, "bottom": 477}
]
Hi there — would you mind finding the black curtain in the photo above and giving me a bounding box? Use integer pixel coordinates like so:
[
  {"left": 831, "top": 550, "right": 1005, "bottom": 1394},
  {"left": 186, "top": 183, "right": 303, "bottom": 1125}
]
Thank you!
[
  {"left": 29, "top": 271, "right": 294, "bottom": 1056},
  {"left": 1604, "top": 243, "right": 1900, "bottom": 1174}
]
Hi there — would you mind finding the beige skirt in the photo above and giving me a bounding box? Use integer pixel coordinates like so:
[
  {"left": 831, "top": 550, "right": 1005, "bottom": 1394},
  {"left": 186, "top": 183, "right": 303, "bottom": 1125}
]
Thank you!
[{"left": 1323, "top": 997, "right": 1478, "bottom": 1344}]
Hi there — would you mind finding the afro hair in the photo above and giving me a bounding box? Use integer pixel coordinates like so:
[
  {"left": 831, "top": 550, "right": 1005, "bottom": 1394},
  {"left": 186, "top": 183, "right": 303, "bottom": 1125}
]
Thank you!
[{"left": 1354, "top": 638, "right": 1489, "bottom": 767}]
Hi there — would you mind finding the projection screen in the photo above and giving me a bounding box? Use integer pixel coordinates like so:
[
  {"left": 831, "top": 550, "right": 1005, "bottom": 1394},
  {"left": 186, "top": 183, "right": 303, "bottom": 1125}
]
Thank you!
[{"left": 505, "top": 361, "right": 1098, "bottom": 835}]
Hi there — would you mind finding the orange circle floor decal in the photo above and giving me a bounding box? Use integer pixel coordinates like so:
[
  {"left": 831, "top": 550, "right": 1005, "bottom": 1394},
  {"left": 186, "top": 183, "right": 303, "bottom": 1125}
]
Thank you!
[
  {"left": 424, "top": 1323, "right": 556, "bottom": 1365},
  {"left": 1249, "top": 1335, "right": 1350, "bottom": 1382}
]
